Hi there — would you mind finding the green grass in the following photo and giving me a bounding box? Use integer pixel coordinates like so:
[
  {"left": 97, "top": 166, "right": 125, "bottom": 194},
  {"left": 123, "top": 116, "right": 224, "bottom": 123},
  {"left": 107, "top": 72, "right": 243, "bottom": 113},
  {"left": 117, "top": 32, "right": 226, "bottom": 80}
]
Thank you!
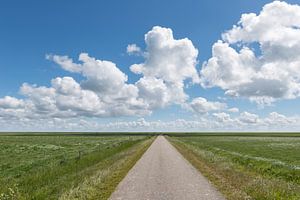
[
  {"left": 169, "top": 134, "right": 300, "bottom": 200},
  {"left": 0, "top": 134, "right": 153, "bottom": 199}
]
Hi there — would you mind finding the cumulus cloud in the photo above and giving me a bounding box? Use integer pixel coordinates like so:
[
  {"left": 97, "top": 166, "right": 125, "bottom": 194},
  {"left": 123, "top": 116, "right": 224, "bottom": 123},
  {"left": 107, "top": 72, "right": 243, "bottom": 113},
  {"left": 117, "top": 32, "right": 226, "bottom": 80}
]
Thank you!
[
  {"left": 2, "top": 4, "right": 300, "bottom": 131},
  {"left": 0, "top": 26, "right": 204, "bottom": 123},
  {"left": 189, "top": 97, "right": 227, "bottom": 114},
  {"left": 212, "top": 111, "right": 285, "bottom": 129},
  {"left": 46, "top": 54, "right": 81, "bottom": 73},
  {"left": 213, "top": 112, "right": 234, "bottom": 123},
  {"left": 51, "top": 77, "right": 104, "bottom": 115},
  {"left": 135, "top": 77, "right": 170, "bottom": 109},
  {"left": 46, "top": 53, "right": 153, "bottom": 117},
  {"left": 18, "top": 79, "right": 103, "bottom": 118},
  {"left": 127, "top": 44, "right": 142, "bottom": 55},
  {"left": 45, "top": 27, "right": 201, "bottom": 116},
  {"left": 212, "top": 111, "right": 300, "bottom": 131},
  {"left": 200, "top": 1, "right": 300, "bottom": 105},
  {"left": 0, "top": 96, "right": 24, "bottom": 109},
  {"left": 228, "top": 107, "right": 239, "bottom": 113},
  {"left": 50, "top": 53, "right": 130, "bottom": 95},
  {"left": 131, "top": 26, "right": 199, "bottom": 83},
  {"left": 1, "top": 111, "right": 299, "bottom": 132},
  {"left": 264, "top": 112, "right": 295, "bottom": 125},
  {"left": 239, "top": 112, "right": 260, "bottom": 124},
  {"left": 130, "top": 26, "right": 200, "bottom": 105}
]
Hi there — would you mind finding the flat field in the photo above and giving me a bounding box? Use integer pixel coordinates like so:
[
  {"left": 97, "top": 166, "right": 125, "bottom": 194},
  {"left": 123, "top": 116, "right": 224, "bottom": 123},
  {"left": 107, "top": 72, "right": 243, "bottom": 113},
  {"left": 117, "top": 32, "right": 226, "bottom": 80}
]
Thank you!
[
  {"left": 169, "top": 133, "right": 300, "bottom": 200},
  {"left": 0, "top": 133, "right": 153, "bottom": 199}
]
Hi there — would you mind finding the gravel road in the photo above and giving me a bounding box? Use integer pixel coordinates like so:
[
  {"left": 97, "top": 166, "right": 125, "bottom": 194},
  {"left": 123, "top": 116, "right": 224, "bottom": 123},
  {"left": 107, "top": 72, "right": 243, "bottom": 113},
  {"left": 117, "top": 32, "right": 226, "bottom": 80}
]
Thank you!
[{"left": 109, "top": 136, "right": 225, "bottom": 200}]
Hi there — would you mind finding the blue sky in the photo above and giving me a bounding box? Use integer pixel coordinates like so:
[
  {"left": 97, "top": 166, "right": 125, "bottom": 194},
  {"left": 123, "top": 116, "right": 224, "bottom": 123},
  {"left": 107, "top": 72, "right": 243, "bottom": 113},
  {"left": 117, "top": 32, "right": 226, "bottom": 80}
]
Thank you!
[{"left": 1, "top": 0, "right": 300, "bottom": 131}]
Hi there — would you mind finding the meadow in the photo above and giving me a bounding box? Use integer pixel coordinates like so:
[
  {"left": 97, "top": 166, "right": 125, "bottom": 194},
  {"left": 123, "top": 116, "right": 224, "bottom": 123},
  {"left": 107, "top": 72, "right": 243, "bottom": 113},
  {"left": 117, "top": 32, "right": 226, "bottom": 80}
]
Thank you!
[
  {"left": 1, "top": 132, "right": 299, "bottom": 200},
  {"left": 0, "top": 133, "right": 153, "bottom": 200},
  {"left": 168, "top": 133, "right": 300, "bottom": 200}
]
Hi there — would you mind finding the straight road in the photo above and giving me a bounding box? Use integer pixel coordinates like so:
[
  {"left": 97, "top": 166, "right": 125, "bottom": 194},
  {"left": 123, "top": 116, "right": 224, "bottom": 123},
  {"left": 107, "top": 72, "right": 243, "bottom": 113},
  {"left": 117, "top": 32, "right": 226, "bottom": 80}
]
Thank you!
[{"left": 109, "top": 136, "right": 225, "bottom": 200}]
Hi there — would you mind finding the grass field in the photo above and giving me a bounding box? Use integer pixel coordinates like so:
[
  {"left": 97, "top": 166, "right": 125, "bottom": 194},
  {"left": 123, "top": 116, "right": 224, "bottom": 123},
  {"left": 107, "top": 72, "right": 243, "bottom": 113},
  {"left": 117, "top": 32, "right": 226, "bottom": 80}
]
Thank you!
[
  {"left": 169, "top": 133, "right": 300, "bottom": 200},
  {"left": 0, "top": 134, "right": 154, "bottom": 199},
  {"left": 1, "top": 132, "right": 299, "bottom": 200}
]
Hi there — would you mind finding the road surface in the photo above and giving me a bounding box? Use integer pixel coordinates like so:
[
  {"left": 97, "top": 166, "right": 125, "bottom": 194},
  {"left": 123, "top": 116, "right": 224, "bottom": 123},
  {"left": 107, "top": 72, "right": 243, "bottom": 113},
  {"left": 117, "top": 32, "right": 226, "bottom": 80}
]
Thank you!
[{"left": 109, "top": 136, "right": 225, "bottom": 200}]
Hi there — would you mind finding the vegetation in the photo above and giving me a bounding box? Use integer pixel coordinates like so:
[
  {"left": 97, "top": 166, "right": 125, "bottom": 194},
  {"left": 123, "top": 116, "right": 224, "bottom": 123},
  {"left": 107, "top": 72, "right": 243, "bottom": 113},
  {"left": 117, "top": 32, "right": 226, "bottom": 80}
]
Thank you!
[
  {"left": 0, "top": 134, "right": 154, "bottom": 199},
  {"left": 2, "top": 132, "right": 299, "bottom": 199},
  {"left": 169, "top": 134, "right": 300, "bottom": 200}
]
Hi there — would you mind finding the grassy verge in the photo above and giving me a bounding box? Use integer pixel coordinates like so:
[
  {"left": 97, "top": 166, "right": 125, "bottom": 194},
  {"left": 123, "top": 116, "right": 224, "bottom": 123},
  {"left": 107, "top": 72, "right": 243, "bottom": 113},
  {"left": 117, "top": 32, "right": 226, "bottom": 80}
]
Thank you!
[
  {"left": 168, "top": 135, "right": 300, "bottom": 200},
  {"left": 59, "top": 137, "right": 154, "bottom": 199},
  {"left": 0, "top": 135, "right": 154, "bottom": 200}
]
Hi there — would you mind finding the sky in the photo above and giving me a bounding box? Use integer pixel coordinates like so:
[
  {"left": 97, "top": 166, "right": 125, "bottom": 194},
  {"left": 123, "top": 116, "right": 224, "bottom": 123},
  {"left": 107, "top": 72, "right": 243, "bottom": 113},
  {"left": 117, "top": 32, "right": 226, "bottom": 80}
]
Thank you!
[{"left": 1, "top": 0, "right": 300, "bottom": 131}]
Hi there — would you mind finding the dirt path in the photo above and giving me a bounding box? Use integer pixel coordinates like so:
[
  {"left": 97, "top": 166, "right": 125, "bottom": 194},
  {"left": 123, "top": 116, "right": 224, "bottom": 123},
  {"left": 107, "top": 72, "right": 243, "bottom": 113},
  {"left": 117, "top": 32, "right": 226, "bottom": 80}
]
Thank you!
[{"left": 109, "top": 136, "right": 225, "bottom": 200}]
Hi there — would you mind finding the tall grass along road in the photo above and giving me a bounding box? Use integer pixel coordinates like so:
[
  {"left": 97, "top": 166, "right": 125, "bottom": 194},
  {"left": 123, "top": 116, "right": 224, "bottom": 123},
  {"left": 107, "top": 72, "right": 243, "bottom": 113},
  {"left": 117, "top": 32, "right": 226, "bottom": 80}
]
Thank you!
[{"left": 110, "top": 136, "right": 224, "bottom": 200}]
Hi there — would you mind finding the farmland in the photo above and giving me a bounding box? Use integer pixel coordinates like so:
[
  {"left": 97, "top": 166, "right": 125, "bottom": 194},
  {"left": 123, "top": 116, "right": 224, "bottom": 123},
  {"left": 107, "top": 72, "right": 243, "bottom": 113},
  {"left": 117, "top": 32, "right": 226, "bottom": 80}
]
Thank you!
[
  {"left": 1, "top": 132, "right": 299, "bottom": 200},
  {"left": 0, "top": 134, "right": 154, "bottom": 199},
  {"left": 168, "top": 133, "right": 300, "bottom": 200}
]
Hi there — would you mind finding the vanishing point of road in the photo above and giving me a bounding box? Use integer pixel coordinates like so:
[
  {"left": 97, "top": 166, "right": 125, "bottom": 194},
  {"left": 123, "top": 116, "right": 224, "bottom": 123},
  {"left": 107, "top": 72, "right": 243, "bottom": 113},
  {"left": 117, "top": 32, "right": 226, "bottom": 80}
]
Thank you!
[{"left": 109, "top": 136, "right": 225, "bottom": 200}]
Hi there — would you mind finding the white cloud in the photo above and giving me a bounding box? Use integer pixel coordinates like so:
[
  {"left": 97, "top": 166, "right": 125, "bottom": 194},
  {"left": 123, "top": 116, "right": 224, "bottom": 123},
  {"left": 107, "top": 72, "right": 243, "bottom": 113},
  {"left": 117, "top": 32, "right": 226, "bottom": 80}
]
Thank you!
[
  {"left": 50, "top": 53, "right": 129, "bottom": 95},
  {"left": 43, "top": 26, "right": 202, "bottom": 117},
  {"left": 135, "top": 77, "right": 170, "bottom": 109},
  {"left": 20, "top": 83, "right": 57, "bottom": 114},
  {"left": 52, "top": 77, "right": 104, "bottom": 115},
  {"left": 0, "top": 26, "right": 203, "bottom": 122},
  {"left": 7, "top": 74, "right": 148, "bottom": 119},
  {"left": 228, "top": 107, "right": 239, "bottom": 113},
  {"left": 47, "top": 53, "right": 150, "bottom": 117},
  {"left": 239, "top": 112, "right": 260, "bottom": 124},
  {"left": 129, "top": 26, "right": 200, "bottom": 107},
  {"left": 222, "top": 1, "right": 300, "bottom": 46},
  {"left": 200, "top": 1, "right": 300, "bottom": 105},
  {"left": 46, "top": 54, "right": 81, "bottom": 73},
  {"left": 51, "top": 76, "right": 81, "bottom": 96},
  {"left": 211, "top": 111, "right": 300, "bottom": 131},
  {"left": 1, "top": 13, "right": 300, "bottom": 131},
  {"left": 131, "top": 26, "right": 199, "bottom": 84},
  {"left": 264, "top": 112, "right": 295, "bottom": 126},
  {"left": 0, "top": 96, "right": 24, "bottom": 109},
  {"left": 1, "top": 111, "right": 300, "bottom": 132},
  {"left": 127, "top": 44, "right": 142, "bottom": 55},
  {"left": 213, "top": 112, "right": 234, "bottom": 123},
  {"left": 189, "top": 97, "right": 227, "bottom": 114}
]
